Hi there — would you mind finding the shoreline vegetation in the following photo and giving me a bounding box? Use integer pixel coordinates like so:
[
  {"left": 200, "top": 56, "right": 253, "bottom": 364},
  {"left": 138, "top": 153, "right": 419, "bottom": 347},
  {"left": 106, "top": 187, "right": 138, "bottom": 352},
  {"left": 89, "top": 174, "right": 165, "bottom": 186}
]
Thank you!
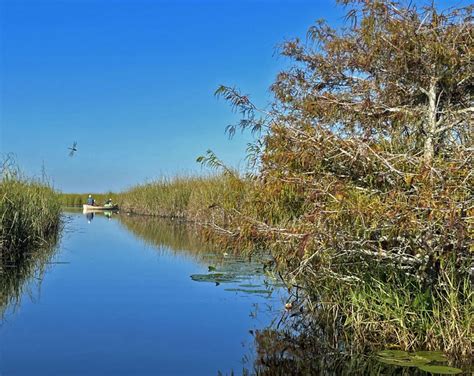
[
  {"left": 0, "top": 159, "right": 62, "bottom": 316},
  {"left": 61, "top": 165, "right": 473, "bottom": 360},
  {"left": 60, "top": 0, "right": 472, "bottom": 361},
  {"left": 0, "top": 160, "right": 61, "bottom": 256}
]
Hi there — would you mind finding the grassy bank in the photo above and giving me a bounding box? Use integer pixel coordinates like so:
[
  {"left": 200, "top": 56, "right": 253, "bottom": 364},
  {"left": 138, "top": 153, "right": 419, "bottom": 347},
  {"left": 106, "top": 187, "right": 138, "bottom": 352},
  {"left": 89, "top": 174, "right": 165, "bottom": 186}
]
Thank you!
[
  {"left": 1, "top": 171, "right": 61, "bottom": 256},
  {"left": 120, "top": 173, "right": 248, "bottom": 222}
]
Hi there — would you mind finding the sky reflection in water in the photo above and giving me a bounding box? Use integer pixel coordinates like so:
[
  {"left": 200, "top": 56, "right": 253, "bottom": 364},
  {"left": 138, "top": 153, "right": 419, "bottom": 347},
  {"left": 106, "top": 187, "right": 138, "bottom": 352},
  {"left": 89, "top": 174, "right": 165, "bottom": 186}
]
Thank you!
[{"left": 0, "top": 212, "right": 286, "bottom": 376}]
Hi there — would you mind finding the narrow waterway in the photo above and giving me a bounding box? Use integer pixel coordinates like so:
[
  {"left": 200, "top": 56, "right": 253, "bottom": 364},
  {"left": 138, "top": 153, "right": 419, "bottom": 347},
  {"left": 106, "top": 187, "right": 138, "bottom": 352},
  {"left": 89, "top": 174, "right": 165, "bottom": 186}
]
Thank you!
[
  {"left": 0, "top": 211, "right": 286, "bottom": 375},
  {"left": 2, "top": 211, "right": 470, "bottom": 375}
]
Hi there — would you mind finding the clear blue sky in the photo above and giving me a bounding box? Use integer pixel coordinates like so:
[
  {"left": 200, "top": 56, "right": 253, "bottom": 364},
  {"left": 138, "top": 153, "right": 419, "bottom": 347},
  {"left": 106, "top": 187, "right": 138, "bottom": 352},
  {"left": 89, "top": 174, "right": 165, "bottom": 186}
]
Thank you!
[{"left": 0, "top": 0, "right": 466, "bottom": 192}]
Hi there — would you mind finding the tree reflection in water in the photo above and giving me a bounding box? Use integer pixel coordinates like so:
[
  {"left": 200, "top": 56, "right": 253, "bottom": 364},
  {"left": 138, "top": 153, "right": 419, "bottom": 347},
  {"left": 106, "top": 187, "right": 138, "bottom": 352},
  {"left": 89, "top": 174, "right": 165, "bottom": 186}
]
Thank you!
[{"left": 246, "top": 313, "right": 472, "bottom": 375}]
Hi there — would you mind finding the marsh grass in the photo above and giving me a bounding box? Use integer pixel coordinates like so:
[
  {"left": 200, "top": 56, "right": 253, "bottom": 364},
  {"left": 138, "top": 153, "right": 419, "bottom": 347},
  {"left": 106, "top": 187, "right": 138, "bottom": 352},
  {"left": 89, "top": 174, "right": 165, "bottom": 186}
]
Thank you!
[
  {"left": 0, "top": 170, "right": 61, "bottom": 255},
  {"left": 312, "top": 266, "right": 473, "bottom": 359},
  {"left": 0, "top": 161, "right": 62, "bottom": 316},
  {"left": 120, "top": 173, "right": 248, "bottom": 220}
]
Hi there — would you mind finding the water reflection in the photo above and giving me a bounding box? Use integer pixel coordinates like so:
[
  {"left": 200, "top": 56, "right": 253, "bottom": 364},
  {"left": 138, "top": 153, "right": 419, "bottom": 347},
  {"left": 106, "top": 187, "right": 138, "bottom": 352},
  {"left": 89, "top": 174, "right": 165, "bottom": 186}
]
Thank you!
[
  {"left": 1, "top": 212, "right": 287, "bottom": 375},
  {"left": 117, "top": 215, "right": 285, "bottom": 299},
  {"left": 83, "top": 209, "right": 118, "bottom": 223},
  {"left": 250, "top": 328, "right": 414, "bottom": 375},
  {"left": 85, "top": 211, "right": 94, "bottom": 222},
  {"left": 117, "top": 214, "right": 213, "bottom": 255},
  {"left": 247, "top": 322, "right": 472, "bottom": 375},
  {"left": 0, "top": 233, "right": 59, "bottom": 318},
  {"left": 5, "top": 213, "right": 465, "bottom": 375}
]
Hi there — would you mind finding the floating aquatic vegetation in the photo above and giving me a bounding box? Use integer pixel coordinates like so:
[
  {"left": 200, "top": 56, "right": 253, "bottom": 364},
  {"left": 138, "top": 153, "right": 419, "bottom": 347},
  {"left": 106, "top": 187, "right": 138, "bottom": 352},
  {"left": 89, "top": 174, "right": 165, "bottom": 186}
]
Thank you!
[
  {"left": 224, "top": 288, "right": 272, "bottom": 295},
  {"left": 376, "top": 350, "right": 429, "bottom": 367},
  {"left": 190, "top": 273, "right": 241, "bottom": 284},
  {"left": 417, "top": 364, "right": 462, "bottom": 374},
  {"left": 239, "top": 284, "right": 262, "bottom": 288},
  {"left": 190, "top": 253, "right": 283, "bottom": 298},
  {"left": 376, "top": 350, "right": 462, "bottom": 374},
  {"left": 414, "top": 351, "right": 448, "bottom": 363}
]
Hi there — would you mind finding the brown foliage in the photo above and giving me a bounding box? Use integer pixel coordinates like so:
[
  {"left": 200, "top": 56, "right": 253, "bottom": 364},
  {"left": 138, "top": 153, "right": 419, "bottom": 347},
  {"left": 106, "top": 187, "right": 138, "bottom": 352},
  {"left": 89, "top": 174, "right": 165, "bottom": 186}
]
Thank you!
[{"left": 208, "top": 0, "right": 473, "bottom": 357}]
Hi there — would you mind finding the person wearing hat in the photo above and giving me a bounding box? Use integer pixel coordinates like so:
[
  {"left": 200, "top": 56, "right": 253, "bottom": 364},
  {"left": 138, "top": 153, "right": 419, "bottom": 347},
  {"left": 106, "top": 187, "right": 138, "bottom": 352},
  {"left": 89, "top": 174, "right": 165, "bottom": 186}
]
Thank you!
[{"left": 87, "top": 194, "right": 95, "bottom": 206}]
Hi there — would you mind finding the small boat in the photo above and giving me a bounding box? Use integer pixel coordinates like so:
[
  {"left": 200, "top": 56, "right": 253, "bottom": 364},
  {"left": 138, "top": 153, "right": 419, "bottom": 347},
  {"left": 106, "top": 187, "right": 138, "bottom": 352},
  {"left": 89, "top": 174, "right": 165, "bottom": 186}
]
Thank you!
[{"left": 83, "top": 204, "right": 119, "bottom": 212}]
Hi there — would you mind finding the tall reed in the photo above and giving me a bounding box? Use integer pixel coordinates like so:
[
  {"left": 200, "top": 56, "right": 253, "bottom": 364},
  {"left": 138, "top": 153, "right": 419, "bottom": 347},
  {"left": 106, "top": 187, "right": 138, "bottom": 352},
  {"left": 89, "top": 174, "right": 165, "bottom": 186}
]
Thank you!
[
  {"left": 120, "top": 173, "right": 248, "bottom": 220},
  {"left": 0, "top": 164, "right": 61, "bottom": 257}
]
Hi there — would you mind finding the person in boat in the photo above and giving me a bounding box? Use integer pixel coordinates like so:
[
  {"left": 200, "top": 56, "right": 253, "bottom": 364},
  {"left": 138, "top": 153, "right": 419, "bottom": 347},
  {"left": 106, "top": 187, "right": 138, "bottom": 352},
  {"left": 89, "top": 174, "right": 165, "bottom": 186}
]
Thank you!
[
  {"left": 87, "top": 194, "right": 95, "bottom": 206},
  {"left": 104, "top": 198, "right": 114, "bottom": 208}
]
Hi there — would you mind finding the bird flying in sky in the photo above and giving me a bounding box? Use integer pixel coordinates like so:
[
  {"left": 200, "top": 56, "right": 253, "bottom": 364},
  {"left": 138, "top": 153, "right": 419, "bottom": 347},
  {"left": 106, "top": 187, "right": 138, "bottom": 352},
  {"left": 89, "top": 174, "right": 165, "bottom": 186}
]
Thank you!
[{"left": 68, "top": 141, "right": 78, "bottom": 157}]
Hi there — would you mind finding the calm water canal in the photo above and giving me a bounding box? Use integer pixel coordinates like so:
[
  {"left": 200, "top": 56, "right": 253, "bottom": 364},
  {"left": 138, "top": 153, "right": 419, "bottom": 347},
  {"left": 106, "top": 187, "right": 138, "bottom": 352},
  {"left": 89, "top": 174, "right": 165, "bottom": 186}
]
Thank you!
[
  {"left": 0, "top": 211, "right": 286, "bottom": 375},
  {"left": 2, "top": 212, "right": 471, "bottom": 375}
]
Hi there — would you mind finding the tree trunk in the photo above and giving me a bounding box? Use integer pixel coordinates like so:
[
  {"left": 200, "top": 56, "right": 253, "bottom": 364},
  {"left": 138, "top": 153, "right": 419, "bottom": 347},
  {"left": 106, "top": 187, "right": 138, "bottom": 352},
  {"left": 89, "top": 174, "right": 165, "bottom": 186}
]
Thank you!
[
  {"left": 423, "top": 81, "right": 438, "bottom": 167},
  {"left": 423, "top": 136, "right": 434, "bottom": 166}
]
